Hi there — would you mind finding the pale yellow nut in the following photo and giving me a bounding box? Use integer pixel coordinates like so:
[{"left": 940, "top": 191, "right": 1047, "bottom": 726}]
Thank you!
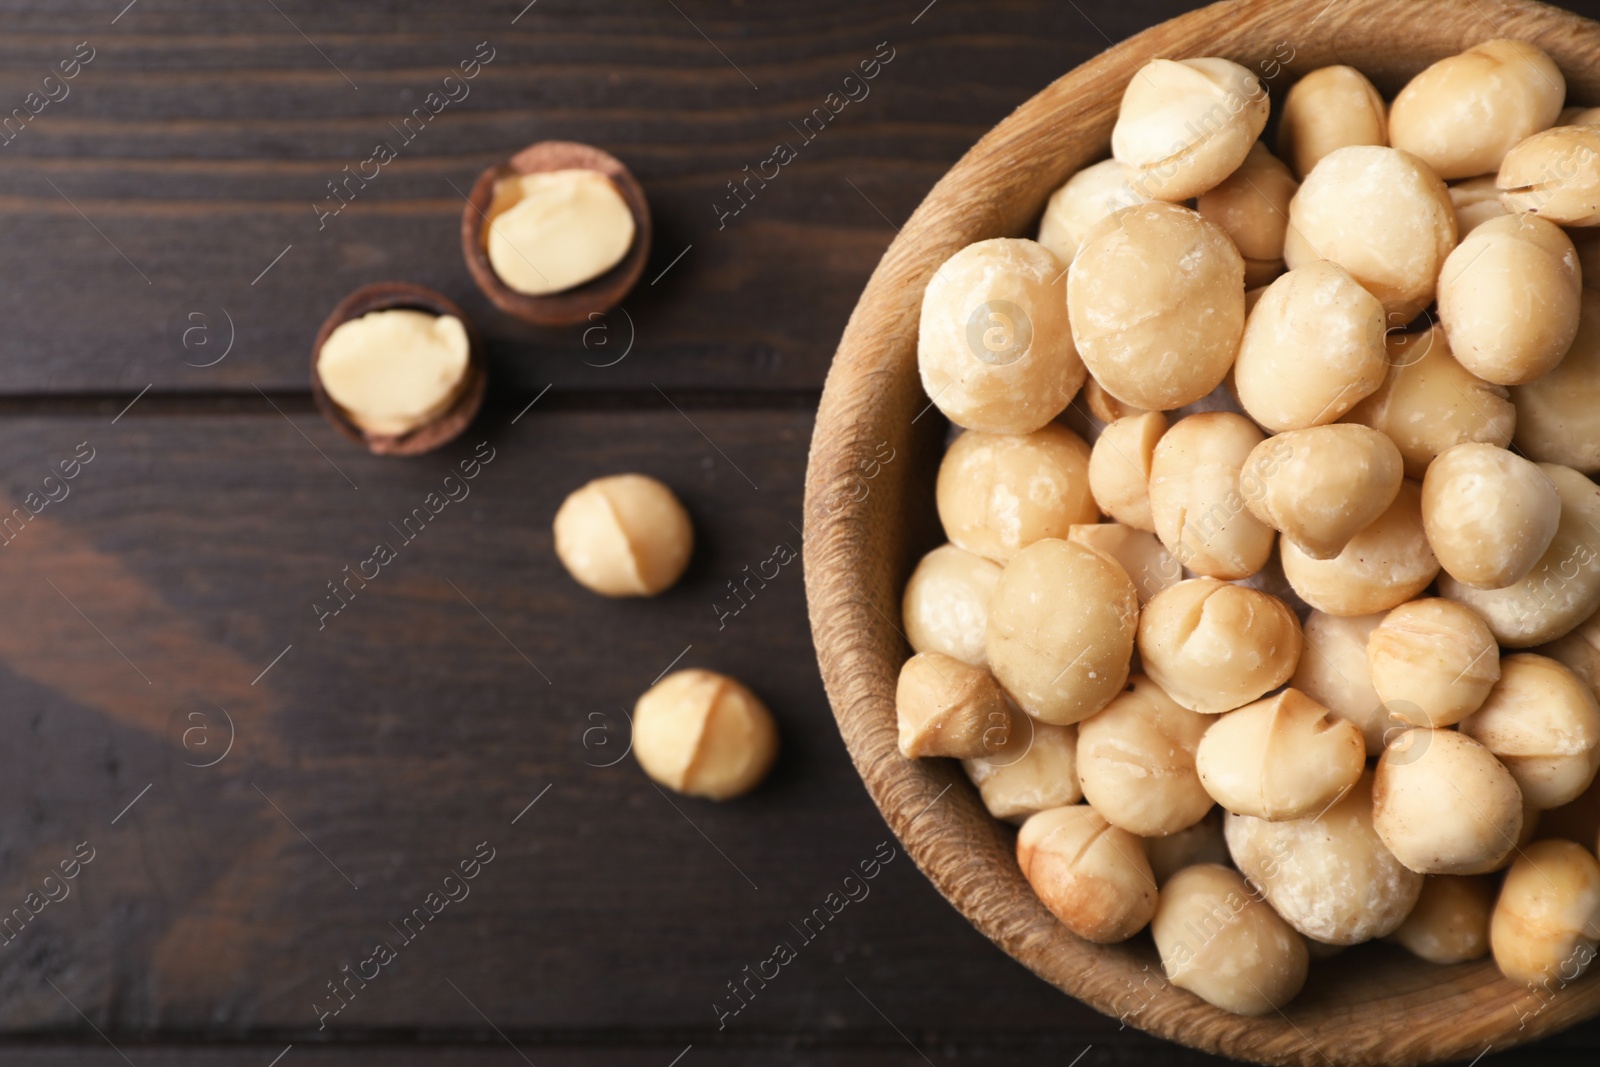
[
  {"left": 1539, "top": 607, "right": 1600, "bottom": 696},
  {"left": 1284, "top": 145, "right": 1458, "bottom": 322},
  {"left": 1281, "top": 480, "right": 1439, "bottom": 617},
  {"left": 1450, "top": 175, "right": 1511, "bottom": 235},
  {"left": 1076, "top": 674, "right": 1213, "bottom": 837},
  {"left": 1087, "top": 411, "right": 1166, "bottom": 532},
  {"left": 917, "top": 238, "right": 1084, "bottom": 433},
  {"left": 1367, "top": 598, "right": 1500, "bottom": 729},
  {"left": 1498, "top": 125, "right": 1600, "bottom": 226},
  {"left": 1066, "top": 522, "right": 1180, "bottom": 605},
  {"left": 1242, "top": 425, "right": 1403, "bottom": 560},
  {"left": 962, "top": 716, "right": 1081, "bottom": 823},
  {"left": 895, "top": 652, "right": 1011, "bottom": 760},
  {"left": 553, "top": 474, "right": 693, "bottom": 597},
  {"left": 1195, "top": 688, "right": 1364, "bottom": 821},
  {"left": 1016, "top": 805, "right": 1156, "bottom": 943},
  {"left": 317, "top": 309, "right": 471, "bottom": 436},
  {"left": 1390, "top": 875, "right": 1496, "bottom": 964},
  {"left": 1491, "top": 839, "right": 1600, "bottom": 986},
  {"left": 1081, "top": 376, "right": 1148, "bottom": 423},
  {"left": 1110, "top": 57, "right": 1269, "bottom": 202},
  {"left": 1389, "top": 40, "right": 1565, "bottom": 180},
  {"left": 1373, "top": 728, "right": 1523, "bottom": 875},
  {"left": 1137, "top": 578, "right": 1301, "bottom": 716},
  {"left": 632, "top": 669, "right": 777, "bottom": 800},
  {"left": 1275, "top": 65, "right": 1388, "bottom": 179},
  {"left": 1145, "top": 809, "right": 1228, "bottom": 885},
  {"left": 1147, "top": 412, "right": 1275, "bottom": 580},
  {"left": 901, "top": 544, "right": 1001, "bottom": 668},
  {"left": 1196, "top": 142, "right": 1298, "bottom": 287},
  {"left": 1461, "top": 653, "right": 1600, "bottom": 810},
  {"left": 1067, "top": 202, "right": 1245, "bottom": 411},
  {"left": 1036, "top": 158, "right": 1151, "bottom": 266},
  {"left": 485, "top": 168, "right": 637, "bottom": 296},
  {"left": 1512, "top": 289, "right": 1600, "bottom": 473},
  {"left": 935, "top": 425, "right": 1097, "bottom": 564},
  {"left": 1290, "top": 609, "right": 1389, "bottom": 755},
  {"left": 1422, "top": 442, "right": 1561, "bottom": 590}
]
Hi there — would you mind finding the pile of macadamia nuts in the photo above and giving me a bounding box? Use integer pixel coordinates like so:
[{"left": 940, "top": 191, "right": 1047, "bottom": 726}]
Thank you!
[{"left": 906, "top": 40, "right": 1600, "bottom": 1017}]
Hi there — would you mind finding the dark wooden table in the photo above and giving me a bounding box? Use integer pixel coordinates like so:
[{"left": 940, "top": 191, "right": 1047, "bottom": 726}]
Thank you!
[{"left": 2, "top": 1, "right": 1598, "bottom": 1064}]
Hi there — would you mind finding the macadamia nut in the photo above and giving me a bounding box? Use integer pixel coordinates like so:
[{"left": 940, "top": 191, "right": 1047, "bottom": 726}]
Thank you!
[
  {"left": 962, "top": 715, "right": 1081, "bottom": 822},
  {"left": 1111, "top": 57, "right": 1269, "bottom": 201},
  {"left": 1276, "top": 65, "right": 1388, "bottom": 179},
  {"left": 1196, "top": 142, "right": 1299, "bottom": 286},
  {"left": 1450, "top": 175, "right": 1511, "bottom": 234},
  {"left": 896, "top": 652, "right": 1012, "bottom": 760},
  {"left": 1147, "top": 412, "right": 1275, "bottom": 580},
  {"left": 1498, "top": 125, "right": 1600, "bottom": 227},
  {"left": 1367, "top": 598, "right": 1500, "bottom": 728},
  {"left": 1088, "top": 411, "right": 1165, "bottom": 532},
  {"left": 1017, "top": 805, "right": 1156, "bottom": 942},
  {"left": 1373, "top": 728, "right": 1523, "bottom": 874},
  {"left": 1067, "top": 522, "right": 1180, "bottom": 605},
  {"left": 1146, "top": 810, "right": 1229, "bottom": 885},
  {"left": 1460, "top": 653, "right": 1600, "bottom": 810},
  {"left": 1491, "top": 839, "right": 1600, "bottom": 986},
  {"left": 1512, "top": 289, "right": 1600, "bottom": 473},
  {"left": 936, "top": 425, "right": 1097, "bottom": 564},
  {"left": 1291, "top": 610, "right": 1389, "bottom": 754},
  {"left": 1137, "top": 578, "right": 1301, "bottom": 715},
  {"left": 1242, "top": 425, "right": 1403, "bottom": 560},
  {"left": 485, "top": 169, "right": 637, "bottom": 295},
  {"left": 633, "top": 669, "right": 777, "bottom": 800},
  {"left": 553, "top": 474, "right": 693, "bottom": 597},
  {"left": 1077, "top": 675, "right": 1213, "bottom": 837},
  {"left": 1422, "top": 442, "right": 1562, "bottom": 590},
  {"left": 1081, "top": 376, "right": 1147, "bottom": 423},
  {"left": 317, "top": 310, "right": 471, "bottom": 436},
  {"left": 902, "top": 544, "right": 1001, "bottom": 667},
  {"left": 1541, "top": 607, "right": 1600, "bottom": 697},
  {"left": 1280, "top": 480, "right": 1440, "bottom": 616},
  {"left": 1036, "top": 159, "right": 1151, "bottom": 265},
  {"left": 1196, "top": 688, "right": 1365, "bottom": 821},
  {"left": 1391, "top": 875, "right": 1495, "bottom": 964}
]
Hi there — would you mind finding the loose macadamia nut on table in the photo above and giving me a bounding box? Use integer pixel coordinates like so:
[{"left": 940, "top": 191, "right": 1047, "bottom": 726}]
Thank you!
[
  {"left": 1276, "top": 65, "right": 1388, "bottom": 180},
  {"left": 1391, "top": 875, "right": 1496, "bottom": 964},
  {"left": 1196, "top": 688, "right": 1365, "bottom": 821},
  {"left": 1291, "top": 610, "right": 1389, "bottom": 754},
  {"left": 1016, "top": 805, "right": 1156, "bottom": 942},
  {"left": 901, "top": 544, "right": 1001, "bottom": 667},
  {"left": 1450, "top": 175, "right": 1511, "bottom": 234},
  {"left": 1226, "top": 773, "right": 1423, "bottom": 945},
  {"left": 1196, "top": 143, "right": 1299, "bottom": 287},
  {"left": 1498, "top": 125, "right": 1600, "bottom": 227},
  {"left": 1388, "top": 40, "right": 1565, "bottom": 180},
  {"left": 1153, "top": 863, "right": 1309, "bottom": 1016},
  {"left": 896, "top": 652, "right": 1011, "bottom": 760},
  {"left": 1088, "top": 411, "right": 1165, "bottom": 532},
  {"left": 553, "top": 474, "right": 693, "bottom": 597},
  {"left": 1147, "top": 412, "right": 1275, "bottom": 580},
  {"left": 1137, "top": 578, "right": 1301, "bottom": 715},
  {"left": 484, "top": 169, "right": 638, "bottom": 295},
  {"left": 1242, "top": 425, "right": 1403, "bottom": 559},
  {"left": 1441, "top": 463, "right": 1600, "bottom": 647},
  {"left": 1280, "top": 481, "right": 1440, "bottom": 617},
  {"left": 1067, "top": 202, "right": 1245, "bottom": 411},
  {"left": 918, "top": 238, "right": 1084, "bottom": 434},
  {"left": 962, "top": 716, "right": 1081, "bottom": 822},
  {"left": 1491, "top": 839, "right": 1600, "bottom": 986},
  {"left": 1146, "top": 809, "right": 1229, "bottom": 885},
  {"left": 1367, "top": 598, "right": 1501, "bottom": 728},
  {"left": 935, "top": 425, "right": 1097, "bottom": 564},
  {"left": 317, "top": 309, "right": 472, "bottom": 436},
  {"left": 1344, "top": 325, "right": 1516, "bottom": 480},
  {"left": 1422, "top": 442, "right": 1561, "bottom": 590},
  {"left": 1373, "top": 728, "right": 1524, "bottom": 874},
  {"left": 1460, "top": 653, "right": 1600, "bottom": 810},
  {"left": 1110, "top": 57, "right": 1268, "bottom": 202},
  {"left": 986, "top": 538, "right": 1137, "bottom": 724},
  {"left": 1066, "top": 522, "right": 1180, "bottom": 604},
  {"left": 1036, "top": 159, "right": 1150, "bottom": 266},
  {"left": 1284, "top": 145, "right": 1457, "bottom": 322},
  {"left": 633, "top": 669, "right": 777, "bottom": 800},
  {"left": 1438, "top": 214, "right": 1582, "bottom": 385},
  {"left": 1512, "top": 289, "right": 1600, "bottom": 473},
  {"left": 1077, "top": 675, "right": 1213, "bottom": 837},
  {"left": 1233, "top": 261, "right": 1388, "bottom": 432}
]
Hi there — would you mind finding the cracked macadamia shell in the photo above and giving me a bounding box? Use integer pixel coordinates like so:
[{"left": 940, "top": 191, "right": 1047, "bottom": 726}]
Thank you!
[
  {"left": 1242, "top": 424, "right": 1403, "bottom": 561},
  {"left": 1067, "top": 202, "right": 1246, "bottom": 411},
  {"left": 917, "top": 238, "right": 1084, "bottom": 433},
  {"left": 1280, "top": 480, "right": 1440, "bottom": 617},
  {"left": 1076, "top": 674, "right": 1214, "bottom": 837},
  {"left": 1036, "top": 158, "right": 1151, "bottom": 266},
  {"left": 1147, "top": 412, "right": 1275, "bottom": 580},
  {"left": 632, "top": 669, "right": 777, "bottom": 800},
  {"left": 1195, "top": 688, "right": 1365, "bottom": 821},
  {"left": 553, "top": 474, "right": 693, "bottom": 597},
  {"left": 1276, "top": 65, "right": 1388, "bottom": 179},
  {"left": 1460, "top": 653, "right": 1600, "bottom": 810},
  {"left": 1196, "top": 142, "right": 1299, "bottom": 287},
  {"left": 1152, "top": 863, "right": 1308, "bottom": 1016},
  {"left": 1290, "top": 610, "right": 1389, "bottom": 755},
  {"left": 484, "top": 168, "right": 639, "bottom": 296},
  {"left": 1066, "top": 522, "right": 1180, "bottom": 605},
  {"left": 1373, "top": 728, "right": 1523, "bottom": 875},
  {"left": 895, "top": 652, "right": 1012, "bottom": 760},
  {"left": 1284, "top": 145, "right": 1458, "bottom": 322},
  {"left": 1110, "top": 57, "right": 1269, "bottom": 202},
  {"left": 1391, "top": 875, "right": 1496, "bottom": 964},
  {"left": 1088, "top": 411, "right": 1166, "bottom": 532},
  {"left": 1490, "top": 839, "right": 1600, "bottom": 986},
  {"left": 1367, "top": 598, "right": 1501, "bottom": 729},
  {"left": 1498, "top": 124, "right": 1600, "bottom": 227},
  {"left": 901, "top": 544, "right": 1002, "bottom": 668},
  {"left": 1136, "top": 578, "right": 1302, "bottom": 716},
  {"left": 1016, "top": 805, "right": 1156, "bottom": 943},
  {"left": 935, "top": 425, "right": 1097, "bottom": 564},
  {"left": 1513, "top": 289, "right": 1600, "bottom": 474},
  {"left": 962, "top": 715, "right": 1081, "bottom": 823},
  {"left": 1422, "top": 442, "right": 1562, "bottom": 590}
]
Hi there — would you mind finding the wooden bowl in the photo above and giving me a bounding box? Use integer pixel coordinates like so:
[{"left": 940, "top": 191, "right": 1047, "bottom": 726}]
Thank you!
[
  {"left": 801, "top": 1, "right": 1600, "bottom": 1063},
  {"left": 311, "top": 281, "right": 488, "bottom": 457},
  {"left": 460, "top": 140, "right": 651, "bottom": 327}
]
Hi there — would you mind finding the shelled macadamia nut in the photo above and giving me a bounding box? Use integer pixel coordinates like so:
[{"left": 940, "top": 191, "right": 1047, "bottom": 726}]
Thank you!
[
  {"left": 1389, "top": 40, "right": 1565, "bottom": 180},
  {"left": 1067, "top": 203, "right": 1246, "bottom": 411},
  {"left": 1344, "top": 325, "right": 1515, "bottom": 480},
  {"left": 1037, "top": 159, "right": 1151, "bottom": 265},
  {"left": 1147, "top": 413, "right": 1275, "bottom": 580},
  {"left": 554, "top": 474, "right": 694, "bottom": 597},
  {"left": 1138, "top": 578, "right": 1301, "bottom": 715},
  {"left": 1276, "top": 65, "right": 1388, "bottom": 179},
  {"left": 1563, "top": 106, "right": 1600, "bottom": 126},
  {"left": 1226, "top": 773, "right": 1423, "bottom": 945},
  {"left": 1373, "top": 728, "right": 1523, "bottom": 874},
  {"left": 1491, "top": 839, "right": 1600, "bottom": 986},
  {"left": 1284, "top": 145, "right": 1457, "bottom": 321},
  {"left": 1498, "top": 125, "right": 1600, "bottom": 227},
  {"left": 1367, "top": 598, "right": 1501, "bottom": 728},
  {"left": 1290, "top": 610, "right": 1389, "bottom": 754},
  {"left": 1196, "top": 689, "right": 1365, "bottom": 821},
  {"left": 1146, "top": 810, "right": 1229, "bottom": 885},
  {"left": 1461, "top": 653, "right": 1600, "bottom": 810},
  {"left": 1541, "top": 608, "right": 1600, "bottom": 696},
  {"left": 1438, "top": 214, "right": 1582, "bottom": 385},
  {"left": 484, "top": 168, "right": 639, "bottom": 295},
  {"left": 963, "top": 714, "right": 1080, "bottom": 822},
  {"left": 1441, "top": 463, "right": 1600, "bottom": 647},
  {"left": 918, "top": 238, "right": 1085, "bottom": 433},
  {"left": 1242, "top": 425, "right": 1403, "bottom": 559},
  {"left": 1281, "top": 481, "right": 1440, "bottom": 616},
  {"left": 896, "top": 652, "right": 1012, "bottom": 760},
  {"left": 1088, "top": 411, "right": 1165, "bottom": 531},
  {"left": 1512, "top": 289, "right": 1600, "bottom": 473},
  {"left": 1422, "top": 443, "right": 1562, "bottom": 590},
  {"left": 1081, "top": 376, "right": 1147, "bottom": 423},
  {"left": 935, "top": 425, "right": 1098, "bottom": 564},
  {"left": 1233, "top": 261, "right": 1388, "bottom": 432},
  {"left": 316, "top": 309, "right": 472, "bottom": 436},
  {"left": 1450, "top": 175, "right": 1511, "bottom": 234},
  {"left": 633, "top": 669, "right": 777, "bottom": 800},
  {"left": 1017, "top": 805, "right": 1156, "bottom": 942},
  {"left": 1391, "top": 875, "right": 1496, "bottom": 964},
  {"left": 1077, "top": 675, "right": 1213, "bottom": 836},
  {"left": 1067, "top": 523, "right": 1180, "bottom": 604},
  {"left": 986, "top": 538, "right": 1138, "bottom": 724},
  {"left": 1153, "top": 864, "right": 1309, "bottom": 1015},
  {"left": 1111, "top": 57, "right": 1269, "bottom": 201},
  {"left": 902, "top": 544, "right": 1002, "bottom": 668},
  {"left": 1196, "top": 143, "right": 1299, "bottom": 287}
]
